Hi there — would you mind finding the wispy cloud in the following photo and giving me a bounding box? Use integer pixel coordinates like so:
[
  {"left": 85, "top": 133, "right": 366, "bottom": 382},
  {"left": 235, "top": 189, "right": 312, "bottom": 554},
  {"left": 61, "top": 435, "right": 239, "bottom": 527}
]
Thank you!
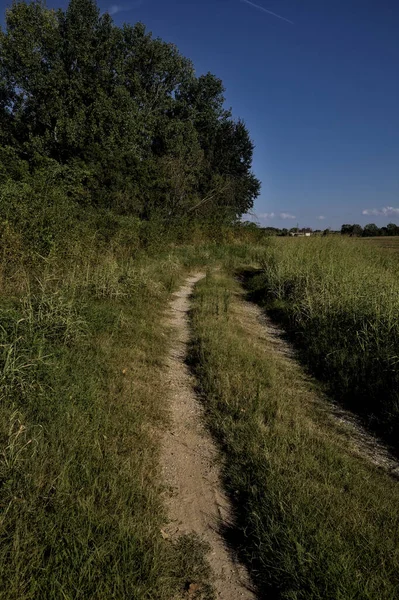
[
  {"left": 362, "top": 206, "right": 399, "bottom": 217},
  {"left": 240, "top": 0, "right": 294, "bottom": 25},
  {"left": 107, "top": 1, "right": 143, "bottom": 16},
  {"left": 316, "top": 215, "right": 326, "bottom": 221},
  {"left": 108, "top": 4, "right": 122, "bottom": 15},
  {"left": 258, "top": 211, "right": 297, "bottom": 221}
]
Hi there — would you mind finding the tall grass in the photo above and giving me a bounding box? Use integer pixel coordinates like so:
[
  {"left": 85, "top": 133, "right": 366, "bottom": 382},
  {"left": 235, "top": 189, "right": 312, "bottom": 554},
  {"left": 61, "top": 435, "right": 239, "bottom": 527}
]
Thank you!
[
  {"left": 0, "top": 215, "right": 265, "bottom": 599},
  {"left": 248, "top": 236, "right": 399, "bottom": 447},
  {"left": 0, "top": 234, "right": 217, "bottom": 599},
  {"left": 190, "top": 271, "right": 399, "bottom": 599}
]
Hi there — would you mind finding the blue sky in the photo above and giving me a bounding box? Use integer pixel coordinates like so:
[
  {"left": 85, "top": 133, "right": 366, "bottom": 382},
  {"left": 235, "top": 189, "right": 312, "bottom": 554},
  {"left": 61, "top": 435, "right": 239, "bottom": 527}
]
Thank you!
[{"left": 2, "top": 0, "right": 399, "bottom": 230}]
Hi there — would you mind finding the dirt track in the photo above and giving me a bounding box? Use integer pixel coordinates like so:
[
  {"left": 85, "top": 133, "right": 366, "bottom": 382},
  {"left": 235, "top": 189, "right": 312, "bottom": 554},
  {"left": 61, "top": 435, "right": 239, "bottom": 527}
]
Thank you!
[{"left": 161, "top": 273, "right": 255, "bottom": 600}]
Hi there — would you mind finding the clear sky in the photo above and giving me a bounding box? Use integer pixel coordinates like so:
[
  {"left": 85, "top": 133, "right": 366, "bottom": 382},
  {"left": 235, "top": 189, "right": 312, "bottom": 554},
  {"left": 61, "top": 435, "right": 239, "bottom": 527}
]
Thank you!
[{"left": 2, "top": 0, "right": 399, "bottom": 230}]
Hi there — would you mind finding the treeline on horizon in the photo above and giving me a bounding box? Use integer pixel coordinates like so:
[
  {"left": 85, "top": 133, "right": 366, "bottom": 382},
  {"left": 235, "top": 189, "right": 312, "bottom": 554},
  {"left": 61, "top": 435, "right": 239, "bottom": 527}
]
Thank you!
[
  {"left": 244, "top": 222, "right": 399, "bottom": 236},
  {"left": 340, "top": 222, "right": 399, "bottom": 236},
  {"left": 0, "top": 0, "right": 260, "bottom": 252}
]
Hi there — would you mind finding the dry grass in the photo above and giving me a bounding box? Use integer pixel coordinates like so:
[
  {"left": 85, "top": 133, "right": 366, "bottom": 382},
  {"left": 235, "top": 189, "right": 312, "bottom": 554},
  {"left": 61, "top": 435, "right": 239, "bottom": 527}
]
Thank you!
[
  {"left": 190, "top": 270, "right": 399, "bottom": 599},
  {"left": 362, "top": 236, "right": 399, "bottom": 254}
]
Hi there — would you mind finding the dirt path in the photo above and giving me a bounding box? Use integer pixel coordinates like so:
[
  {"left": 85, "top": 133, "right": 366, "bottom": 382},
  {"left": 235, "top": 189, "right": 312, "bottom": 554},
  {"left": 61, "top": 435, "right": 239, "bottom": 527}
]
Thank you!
[
  {"left": 235, "top": 294, "right": 399, "bottom": 479},
  {"left": 161, "top": 274, "right": 255, "bottom": 600}
]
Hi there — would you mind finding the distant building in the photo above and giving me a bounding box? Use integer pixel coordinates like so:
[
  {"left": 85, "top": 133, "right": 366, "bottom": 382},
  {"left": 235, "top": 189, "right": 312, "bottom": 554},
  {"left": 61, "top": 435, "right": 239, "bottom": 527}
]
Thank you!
[{"left": 290, "top": 228, "right": 312, "bottom": 237}]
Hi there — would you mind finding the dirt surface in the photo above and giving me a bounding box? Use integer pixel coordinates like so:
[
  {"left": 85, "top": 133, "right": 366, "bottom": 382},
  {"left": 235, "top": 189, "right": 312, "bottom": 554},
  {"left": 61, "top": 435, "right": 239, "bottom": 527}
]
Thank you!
[
  {"left": 161, "top": 274, "right": 255, "bottom": 600},
  {"left": 236, "top": 295, "right": 399, "bottom": 479}
]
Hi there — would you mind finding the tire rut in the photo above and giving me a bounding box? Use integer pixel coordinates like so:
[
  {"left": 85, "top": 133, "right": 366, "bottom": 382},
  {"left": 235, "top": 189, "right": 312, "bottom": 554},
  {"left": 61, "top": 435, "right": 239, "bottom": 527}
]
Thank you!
[{"left": 161, "top": 273, "right": 255, "bottom": 600}]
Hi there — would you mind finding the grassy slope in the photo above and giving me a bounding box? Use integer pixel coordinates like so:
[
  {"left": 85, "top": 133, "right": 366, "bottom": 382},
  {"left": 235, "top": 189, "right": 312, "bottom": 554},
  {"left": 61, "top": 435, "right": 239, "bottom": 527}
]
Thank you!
[
  {"left": 0, "top": 242, "right": 215, "bottom": 599},
  {"left": 190, "top": 270, "right": 399, "bottom": 599},
  {"left": 0, "top": 236, "right": 263, "bottom": 599},
  {"left": 248, "top": 236, "right": 399, "bottom": 448}
]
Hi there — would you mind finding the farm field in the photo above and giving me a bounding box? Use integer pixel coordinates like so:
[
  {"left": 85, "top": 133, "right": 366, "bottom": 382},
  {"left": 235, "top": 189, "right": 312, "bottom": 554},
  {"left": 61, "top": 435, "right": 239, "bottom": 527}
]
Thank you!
[
  {"left": 191, "top": 269, "right": 399, "bottom": 599},
  {"left": 2, "top": 233, "right": 399, "bottom": 598},
  {"left": 362, "top": 235, "right": 399, "bottom": 254}
]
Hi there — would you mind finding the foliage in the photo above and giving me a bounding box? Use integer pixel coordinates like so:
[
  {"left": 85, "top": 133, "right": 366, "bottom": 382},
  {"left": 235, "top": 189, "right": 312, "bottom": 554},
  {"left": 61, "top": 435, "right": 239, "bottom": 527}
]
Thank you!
[
  {"left": 0, "top": 0, "right": 260, "bottom": 230},
  {"left": 341, "top": 222, "right": 399, "bottom": 236}
]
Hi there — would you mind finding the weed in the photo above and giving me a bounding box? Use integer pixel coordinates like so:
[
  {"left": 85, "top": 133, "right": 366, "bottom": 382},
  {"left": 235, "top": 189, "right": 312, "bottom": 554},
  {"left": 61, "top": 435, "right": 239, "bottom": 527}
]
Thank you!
[{"left": 0, "top": 237, "right": 224, "bottom": 599}]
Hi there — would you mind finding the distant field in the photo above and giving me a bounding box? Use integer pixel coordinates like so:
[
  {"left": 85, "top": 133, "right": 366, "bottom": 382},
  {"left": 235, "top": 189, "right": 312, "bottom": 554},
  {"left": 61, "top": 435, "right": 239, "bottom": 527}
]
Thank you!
[{"left": 362, "top": 236, "right": 399, "bottom": 253}]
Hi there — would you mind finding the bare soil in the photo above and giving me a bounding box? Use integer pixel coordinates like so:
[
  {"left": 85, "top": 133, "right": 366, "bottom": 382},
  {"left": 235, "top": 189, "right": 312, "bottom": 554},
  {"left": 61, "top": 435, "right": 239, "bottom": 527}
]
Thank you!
[
  {"left": 236, "top": 295, "right": 399, "bottom": 479},
  {"left": 161, "top": 274, "right": 255, "bottom": 600}
]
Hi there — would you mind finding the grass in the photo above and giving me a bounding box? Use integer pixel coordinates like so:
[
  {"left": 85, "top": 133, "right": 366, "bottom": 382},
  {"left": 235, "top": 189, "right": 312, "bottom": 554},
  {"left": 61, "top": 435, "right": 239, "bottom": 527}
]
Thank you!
[
  {"left": 0, "top": 228, "right": 264, "bottom": 599},
  {"left": 4, "top": 227, "right": 399, "bottom": 598},
  {"left": 246, "top": 236, "right": 399, "bottom": 449},
  {"left": 362, "top": 236, "right": 399, "bottom": 256},
  {"left": 190, "top": 270, "right": 399, "bottom": 599},
  {"left": 0, "top": 237, "right": 218, "bottom": 599}
]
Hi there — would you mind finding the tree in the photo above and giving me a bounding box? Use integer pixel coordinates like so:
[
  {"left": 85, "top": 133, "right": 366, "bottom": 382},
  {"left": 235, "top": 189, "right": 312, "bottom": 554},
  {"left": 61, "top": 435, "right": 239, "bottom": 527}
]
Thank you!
[
  {"left": 387, "top": 223, "right": 399, "bottom": 236},
  {"left": 341, "top": 224, "right": 353, "bottom": 235},
  {"left": 363, "top": 223, "right": 380, "bottom": 237},
  {"left": 0, "top": 0, "right": 260, "bottom": 222},
  {"left": 352, "top": 224, "right": 363, "bottom": 236}
]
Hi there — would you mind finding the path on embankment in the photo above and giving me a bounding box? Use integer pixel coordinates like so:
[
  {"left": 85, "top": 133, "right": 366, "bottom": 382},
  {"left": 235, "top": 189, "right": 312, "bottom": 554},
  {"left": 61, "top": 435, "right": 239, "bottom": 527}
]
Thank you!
[
  {"left": 160, "top": 273, "right": 255, "bottom": 599},
  {"left": 160, "top": 271, "right": 399, "bottom": 599}
]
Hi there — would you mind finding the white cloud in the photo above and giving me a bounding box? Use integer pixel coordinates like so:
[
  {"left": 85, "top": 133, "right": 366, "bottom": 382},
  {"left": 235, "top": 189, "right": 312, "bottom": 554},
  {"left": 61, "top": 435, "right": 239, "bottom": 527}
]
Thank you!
[
  {"left": 107, "top": 1, "right": 143, "bottom": 16},
  {"left": 362, "top": 206, "right": 399, "bottom": 217},
  {"left": 108, "top": 4, "right": 122, "bottom": 14},
  {"left": 316, "top": 215, "right": 326, "bottom": 220},
  {"left": 279, "top": 212, "right": 296, "bottom": 220},
  {"left": 240, "top": 0, "right": 294, "bottom": 25},
  {"left": 259, "top": 212, "right": 275, "bottom": 220}
]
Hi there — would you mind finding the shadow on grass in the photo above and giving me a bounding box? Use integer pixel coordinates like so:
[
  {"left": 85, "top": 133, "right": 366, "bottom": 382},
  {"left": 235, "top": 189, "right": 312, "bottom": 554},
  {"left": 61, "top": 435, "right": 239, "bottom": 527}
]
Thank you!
[
  {"left": 236, "top": 267, "right": 399, "bottom": 464},
  {"left": 186, "top": 311, "right": 280, "bottom": 600}
]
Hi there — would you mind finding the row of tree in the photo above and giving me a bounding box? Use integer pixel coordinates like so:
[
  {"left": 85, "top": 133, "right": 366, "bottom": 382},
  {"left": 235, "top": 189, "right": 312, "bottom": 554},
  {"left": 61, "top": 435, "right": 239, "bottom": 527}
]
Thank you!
[
  {"left": 0, "top": 0, "right": 260, "bottom": 222},
  {"left": 243, "top": 223, "right": 399, "bottom": 237},
  {"left": 341, "top": 223, "right": 399, "bottom": 237}
]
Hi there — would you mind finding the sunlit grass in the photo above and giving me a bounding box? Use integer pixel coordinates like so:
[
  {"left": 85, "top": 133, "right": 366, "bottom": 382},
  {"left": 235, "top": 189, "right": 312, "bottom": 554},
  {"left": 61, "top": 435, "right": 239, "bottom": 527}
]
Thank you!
[
  {"left": 190, "top": 270, "right": 399, "bottom": 599},
  {"left": 249, "top": 236, "right": 399, "bottom": 447},
  {"left": 0, "top": 237, "right": 219, "bottom": 599}
]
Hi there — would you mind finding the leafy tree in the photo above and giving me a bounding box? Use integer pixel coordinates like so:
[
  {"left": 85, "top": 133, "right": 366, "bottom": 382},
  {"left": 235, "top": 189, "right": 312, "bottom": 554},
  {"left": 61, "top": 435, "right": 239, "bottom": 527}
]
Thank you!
[
  {"left": 363, "top": 223, "right": 380, "bottom": 237},
  {"left": 341, "top": 224, "right": 353, "bottom": 235},
  {"left": 386, "top": 223, "right": 399, "bottom": 236},
  {"left": 352, "top": 224, "right": 363, "bottom": 236},
  {"left": 0, "top": 0, "right": 260, "bottom": 223}
]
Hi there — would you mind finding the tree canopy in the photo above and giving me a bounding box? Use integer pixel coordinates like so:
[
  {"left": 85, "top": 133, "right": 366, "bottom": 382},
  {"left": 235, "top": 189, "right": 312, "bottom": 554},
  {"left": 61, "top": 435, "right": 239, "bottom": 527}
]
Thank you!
[
  {"left": 341, "top": 223, "right": 399, "bottom": 237},
  {"left": 0, "top": 0, "right": 260, "bottom": 222}
]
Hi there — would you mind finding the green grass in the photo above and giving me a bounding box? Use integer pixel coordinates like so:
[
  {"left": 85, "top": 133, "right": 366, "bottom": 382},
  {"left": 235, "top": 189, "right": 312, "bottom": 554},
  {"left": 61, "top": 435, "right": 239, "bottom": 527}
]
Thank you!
[
  {"left": 0, "top": 230, "right": 264, "bottom": 599},
  {"left": 362, "top": 236, "right": 399, "bottom": 256},
  {"left": 190, "top": 270, "right": 399, "bottom": 599},
  {"left": 5, "top": 229, "right": 399, "bottom": 599},
  {"left": 0, "top": 239, "right": 217, "bottom": 599},
  {"left": 246, "top": 236, "right": 399, "bottom": 449}
]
